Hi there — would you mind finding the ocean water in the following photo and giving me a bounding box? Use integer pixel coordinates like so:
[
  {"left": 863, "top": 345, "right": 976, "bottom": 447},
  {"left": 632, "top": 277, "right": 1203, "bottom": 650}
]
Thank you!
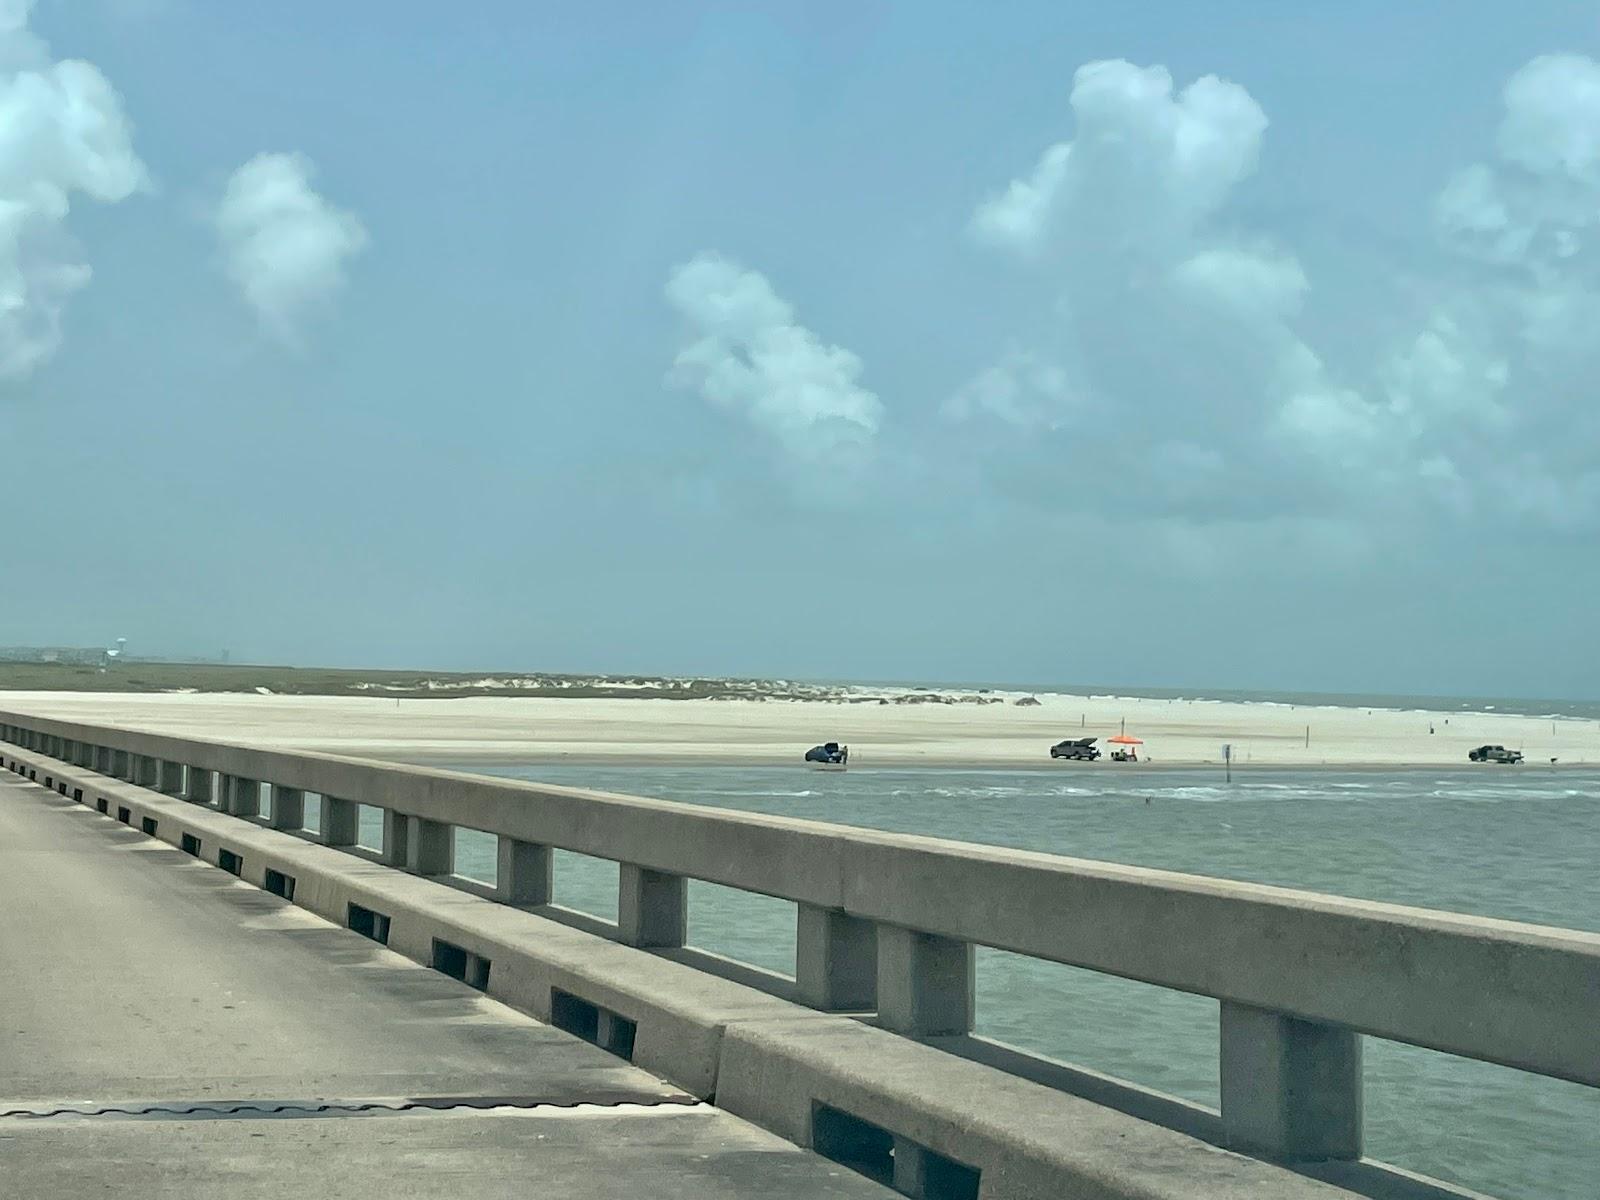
[{"left": 418, "top": 764, "right": 1599, "bottom": 1200}]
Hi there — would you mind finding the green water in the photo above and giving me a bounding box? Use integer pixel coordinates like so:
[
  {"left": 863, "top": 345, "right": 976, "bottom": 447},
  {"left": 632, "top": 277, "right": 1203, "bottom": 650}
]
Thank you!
[{"left": 398, "top": 764, "right": 1598, "bottom": 1200}]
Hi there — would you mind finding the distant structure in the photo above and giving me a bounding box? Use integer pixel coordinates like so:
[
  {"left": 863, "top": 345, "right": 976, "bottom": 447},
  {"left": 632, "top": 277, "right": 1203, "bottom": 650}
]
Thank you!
[
  {"left": 0, "top": 641, "right": 227, "bottom": 667},
  {"left": 0, "top": 645, "right": 112, "bottom": 666}
]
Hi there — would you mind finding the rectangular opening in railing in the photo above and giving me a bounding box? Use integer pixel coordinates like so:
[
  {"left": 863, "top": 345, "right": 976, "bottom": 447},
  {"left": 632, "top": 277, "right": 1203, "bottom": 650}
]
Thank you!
[
  {"left": 811, "top": 1102, "right": 980, "bottom": 1200},
  {"left": 347, "top": 902, "right": 391, "bottom": 946},
  {"left": 356, "top": 805, "right": 384, "bottom": 852},
  {"left": 549, "top": 988, "right": 636, "bottom": 1061},
  {"left": 686, "top": 879, "right": 796, "bottom": 979},
  {"left": 429, "top": 938, "right": 491, "bottom": 992},
  {"left": 452, "top": 828, "right": 496, "bottom": 886},
  {"left": 551, "top": 849, "right": 620, "bottom": 925}
]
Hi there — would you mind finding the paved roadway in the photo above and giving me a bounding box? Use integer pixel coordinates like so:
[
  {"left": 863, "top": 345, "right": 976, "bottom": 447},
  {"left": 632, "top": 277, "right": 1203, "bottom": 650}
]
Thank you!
[{"left": 0, "top": 772, "right": 891, "bottom": 1198}]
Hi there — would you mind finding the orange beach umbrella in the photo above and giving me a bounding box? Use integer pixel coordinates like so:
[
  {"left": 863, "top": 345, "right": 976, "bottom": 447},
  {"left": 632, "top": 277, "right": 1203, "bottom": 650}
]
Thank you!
[{"left": 1108, "top": 734, "right": 1143, "bottom": 745}]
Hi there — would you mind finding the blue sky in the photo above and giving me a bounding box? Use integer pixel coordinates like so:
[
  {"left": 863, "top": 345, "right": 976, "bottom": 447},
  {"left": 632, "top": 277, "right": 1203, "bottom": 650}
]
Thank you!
[{"left": 3, "top": 1, "right": 1598, "bottom": 697}]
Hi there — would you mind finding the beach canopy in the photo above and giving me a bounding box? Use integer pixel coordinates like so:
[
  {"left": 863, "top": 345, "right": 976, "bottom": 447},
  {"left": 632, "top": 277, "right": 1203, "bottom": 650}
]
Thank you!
[{"left": 1108, "top": 734, "right": 1143, "bottom": 745}]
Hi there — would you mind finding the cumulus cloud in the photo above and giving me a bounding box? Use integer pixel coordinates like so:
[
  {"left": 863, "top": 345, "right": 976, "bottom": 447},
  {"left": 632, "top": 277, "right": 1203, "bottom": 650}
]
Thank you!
[
  {"left": 664, "top": 252, "right": 883, "bottom": 467},
  {"left": 958, "top": 60, "right": 1351, "bottom": 522},
  {"left": 955, "top": 54, "right": 1600, "bottom": 538},
  {"left": 0, "top": 0, "right": 145, "bottom": 379},
  {"left": 1399, "top": 53, "right": 1600, "bottom": 528},
  {"left": 215, "top": 152, "right": 368, "bottom": 345},
  {"left": 972, "top": 61, "right": 1266, "bottom": 261}
]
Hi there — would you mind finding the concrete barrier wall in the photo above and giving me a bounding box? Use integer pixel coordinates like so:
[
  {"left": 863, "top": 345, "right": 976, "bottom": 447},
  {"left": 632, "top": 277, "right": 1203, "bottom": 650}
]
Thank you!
[
  {"left": 4, "top": 711, "right": 1595, "bottom": 1089},
  {"left": 2, "top": 739, "right": 1376, "bottom": 1200},
  {"left": 3, "top": 712, "right": 1597, "bottom": 1189}
]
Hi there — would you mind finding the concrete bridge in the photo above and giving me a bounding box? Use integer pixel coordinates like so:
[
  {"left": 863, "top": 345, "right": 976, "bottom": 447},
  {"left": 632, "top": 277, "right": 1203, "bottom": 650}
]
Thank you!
[{"left": 2, "top": 711, "right": 1595, "bottom": 1199}]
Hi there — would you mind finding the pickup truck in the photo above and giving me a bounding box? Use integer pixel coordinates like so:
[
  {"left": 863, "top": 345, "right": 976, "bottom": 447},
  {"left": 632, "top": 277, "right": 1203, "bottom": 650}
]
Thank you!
[
  {"left": 1050, "top": 737, "right": 1100, "bottom": 761},
  {"left": 1468, "top": 744, "right": 1523, "bottom": 764}
]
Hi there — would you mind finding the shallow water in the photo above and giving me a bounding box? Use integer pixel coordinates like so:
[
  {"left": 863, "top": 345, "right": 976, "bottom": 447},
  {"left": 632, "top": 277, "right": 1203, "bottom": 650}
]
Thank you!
[{"left": 420, "top": 763, "right": 1600, "bottom": 1200}]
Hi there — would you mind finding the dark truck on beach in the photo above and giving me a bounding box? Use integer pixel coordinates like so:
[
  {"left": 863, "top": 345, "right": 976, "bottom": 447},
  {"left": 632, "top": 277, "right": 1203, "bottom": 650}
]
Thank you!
[
  {"left": 1050, "top": 737, "right": 1100, "bottom": 761},
  {"left": 1468, "top": 744, "right": 1523, "bottom": 764}
]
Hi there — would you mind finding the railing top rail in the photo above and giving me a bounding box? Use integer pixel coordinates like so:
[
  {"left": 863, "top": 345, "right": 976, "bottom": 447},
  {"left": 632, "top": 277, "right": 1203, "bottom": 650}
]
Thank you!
[{"left": 5, "top": 708, "right": 1597, "bottom": 1088}]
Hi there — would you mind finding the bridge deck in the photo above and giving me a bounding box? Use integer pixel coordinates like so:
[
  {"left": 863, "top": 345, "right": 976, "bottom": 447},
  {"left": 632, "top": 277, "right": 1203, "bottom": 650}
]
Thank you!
[{"left": 0, "top": 774, "right": 890, "bottom": 1198}]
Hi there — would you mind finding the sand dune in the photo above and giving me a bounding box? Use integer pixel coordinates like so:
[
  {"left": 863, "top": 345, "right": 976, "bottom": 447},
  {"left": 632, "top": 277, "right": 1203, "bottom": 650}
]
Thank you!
[{"left": 0, "top": 688, "right": 1593, "bottom": 768}]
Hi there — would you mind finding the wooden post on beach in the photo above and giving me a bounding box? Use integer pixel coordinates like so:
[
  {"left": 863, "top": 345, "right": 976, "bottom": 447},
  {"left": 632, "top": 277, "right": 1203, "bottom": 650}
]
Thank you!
[{"left": 1305, "top": 725, "right": 1310, "bottom": 749}]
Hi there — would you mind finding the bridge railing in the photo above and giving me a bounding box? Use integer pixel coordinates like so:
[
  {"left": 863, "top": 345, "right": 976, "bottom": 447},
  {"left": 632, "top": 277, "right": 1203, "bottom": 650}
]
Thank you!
[{"left": 3, "top": 711, "right": 1597, "bottom": 1166}]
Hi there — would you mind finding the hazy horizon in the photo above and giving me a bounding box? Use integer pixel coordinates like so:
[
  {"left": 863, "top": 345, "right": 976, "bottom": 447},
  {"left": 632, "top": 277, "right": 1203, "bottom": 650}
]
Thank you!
[
  {"left": 4, "top": 2, "right": 1598, "bottom": 699},
  {"left": 7, "top": 648, "right": 1599, "bottom": 710}
]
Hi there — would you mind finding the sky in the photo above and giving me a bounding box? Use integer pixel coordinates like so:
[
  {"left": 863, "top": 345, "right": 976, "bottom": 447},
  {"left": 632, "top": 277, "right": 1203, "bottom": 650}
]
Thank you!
[{"left": 2, "top": 0, "right": 1598, "bottom": 698}]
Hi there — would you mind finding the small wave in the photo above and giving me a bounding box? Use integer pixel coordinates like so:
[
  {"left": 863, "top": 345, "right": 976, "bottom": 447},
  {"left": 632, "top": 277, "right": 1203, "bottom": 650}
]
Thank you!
[
  {"left": 697, "top": 788, "right": 818, "bottom": 799},
  {"left": 1154, "top": 786, "right": 1233, "bottom": 803}
]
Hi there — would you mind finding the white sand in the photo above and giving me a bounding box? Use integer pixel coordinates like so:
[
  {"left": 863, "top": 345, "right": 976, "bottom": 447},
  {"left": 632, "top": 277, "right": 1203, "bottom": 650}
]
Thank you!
[{"left": 0, "top": 689, "right": 1593, "bottom": 768}]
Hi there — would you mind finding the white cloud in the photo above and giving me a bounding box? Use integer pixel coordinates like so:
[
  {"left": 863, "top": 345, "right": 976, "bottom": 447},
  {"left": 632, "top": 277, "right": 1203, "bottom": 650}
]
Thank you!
[
  {"left": 971, "top": 61, "right": 1266, "bottom": 261},
  {"left": 960, "top": 59, "right": 1349, "bottom": 523},
  {"left": 1496, "top": 55, "right": 1600, "bottom": 183},
  {"left": 665, "top": 252, "right": 882, "bottom": 466},
  {"left": 1401, "top": 53, "right": 1600, "bottom": 528},
  {"left": 0, "top": 0, "right": 145, "bottom": 379},
  {"left": 956, "top": 53, "right": 1600, "bottom": 538},
  {"left": 946, "top": 348, "right": 1077, "bottom": 430},
  {"left": 215, "top": 152, "right": 368, "bottom": 345},
  {"left": 970, "top": 143, "right": 1071, "bottom": 255}
]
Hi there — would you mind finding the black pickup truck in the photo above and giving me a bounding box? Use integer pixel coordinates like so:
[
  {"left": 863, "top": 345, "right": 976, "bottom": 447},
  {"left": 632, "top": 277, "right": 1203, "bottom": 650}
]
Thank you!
[{"left": 1468, "top": 744, "right": 1523, "bottom": 764}]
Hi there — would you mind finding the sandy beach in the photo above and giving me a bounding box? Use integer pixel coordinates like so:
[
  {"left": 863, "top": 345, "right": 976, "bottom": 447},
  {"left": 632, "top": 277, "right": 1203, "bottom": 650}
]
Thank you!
[{"left": 0, "top": 687, "right": 1593, "bottom": 768}]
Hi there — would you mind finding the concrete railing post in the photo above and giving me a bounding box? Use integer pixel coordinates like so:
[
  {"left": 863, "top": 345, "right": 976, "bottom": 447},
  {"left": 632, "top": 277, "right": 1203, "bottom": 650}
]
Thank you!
[
  {"left": 382, "top": 809, "right": 410, "bottom": 867},
  {"left": 321, "top": 796, "right": 359, "bottom": 847},
  {"left": 405, "top": 817, "right": 453, "bottom": 876},
  {"left": 796, "top": 904, "right": 877, "bottom": 1010},
  {"left": 876, "top": 926, "right": 974, "bottom": 1036},
  {"left": 497, "top": 837, "right": 553, "bottom": 905},
  {"left": 1220, "top": 1001, "right": 1363, "bottom": 1161},
  {"left": 269, "top": 786, "right": 304, "bottom": 831},
  {"left": 158, "top": 760, "right": 185, "bottom": 796},
  {"left": 185, "top": 768, "right": 215, "bottom": 805},
  {"left": 222, "top": 776, "right": 261, "bottom": 819},
  {"left": 618, "top": 865, "right": 687, "bottom": 948}
]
